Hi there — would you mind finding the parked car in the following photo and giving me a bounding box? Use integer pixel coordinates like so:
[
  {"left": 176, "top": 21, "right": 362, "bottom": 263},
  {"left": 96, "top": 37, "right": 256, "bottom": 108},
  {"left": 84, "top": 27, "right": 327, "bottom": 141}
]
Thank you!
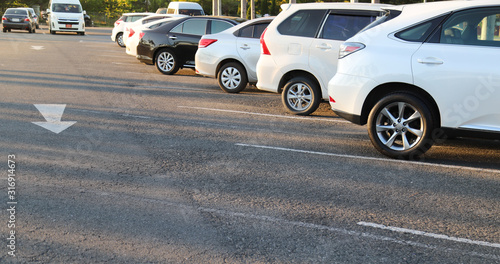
[
  {"left": 195, "top": 16, "right": 274, "bottom": 93},
  {"left": 137, "top": 16, "right": 245, "bottom": 75},
  {"left": 256, "top": 3, "right": 390, "bottom": 115},
  {"left": 123, "top": 14, "right": 187, "bottom": 51},
  {"left": 2, "top": 7, "right": 37, "bottom": 33},
  {"left": 111, "top": 12, "right": 153, "bottom": 47},
  {"left": 125, "top": 15, "right": 185, "bottom": 57},
  {"left": 84, "top": 13, "right": 93, "bottom": 27},
  {"left": 23, "top": 7, "right": 39, "bottom": 29},
  {"left": 46, "top": 0, "right": 86, "bottom": 35},
  {"left": 327, "top": 0, "right": 500, "bottom": 159}
]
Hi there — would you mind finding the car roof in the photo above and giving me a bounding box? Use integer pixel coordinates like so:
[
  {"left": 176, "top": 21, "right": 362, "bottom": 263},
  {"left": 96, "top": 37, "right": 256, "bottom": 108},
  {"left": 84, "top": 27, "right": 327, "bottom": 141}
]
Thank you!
[
  {"left": 230, "top": 16, "right": 275, "bottom": 30},
  {"left": 123, "top": 12, "right": 155, "bottom": 17},
  {"left": 280, "top": 2, "right": 393, "bottom": 12},
  {"left": 378, "top": 0, "right": 500, "bottom": 31}
]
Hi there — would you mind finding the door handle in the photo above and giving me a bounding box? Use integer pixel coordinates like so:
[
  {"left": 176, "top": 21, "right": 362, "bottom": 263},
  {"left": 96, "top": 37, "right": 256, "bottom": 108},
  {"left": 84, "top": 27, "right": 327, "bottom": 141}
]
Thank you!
[
  {"left": 417, "top": 57, "right": 443, "bottom": 65},
  {"left": 169, "top": 35, "right": 177, "bottom": 40},
  {"left": 315, "top": 43, "right": 332, "bottom": 50},
  {"left": 239, "top": 44, "right": 250, "bottom": 50}
]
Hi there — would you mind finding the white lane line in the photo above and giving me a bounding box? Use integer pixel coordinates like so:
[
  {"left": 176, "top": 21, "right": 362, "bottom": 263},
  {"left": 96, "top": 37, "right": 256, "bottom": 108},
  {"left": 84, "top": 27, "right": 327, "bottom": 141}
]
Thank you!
[
  {"left": 178, "top": 106, "right": 349, "bottom": 123},
  {"left": 236, "top": 143, "right": 500, "bottom": 174},
  {"left": 358, "top": 222, "right": 500, "bottom": 249}
]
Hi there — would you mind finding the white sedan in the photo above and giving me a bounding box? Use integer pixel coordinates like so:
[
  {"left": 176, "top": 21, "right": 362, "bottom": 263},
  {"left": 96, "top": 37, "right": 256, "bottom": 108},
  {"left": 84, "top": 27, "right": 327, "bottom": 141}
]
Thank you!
[
  {"left": 125, "top": 17, "right": 184, "bottom": 57},
  {"left": 195, "top": 17, "right": 274, "bottom": 93}
]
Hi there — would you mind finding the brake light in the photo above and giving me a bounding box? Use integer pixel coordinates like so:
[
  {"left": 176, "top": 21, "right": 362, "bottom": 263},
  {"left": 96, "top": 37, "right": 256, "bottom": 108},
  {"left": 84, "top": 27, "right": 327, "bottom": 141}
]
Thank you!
[
  {"left": 2, "top": 17, "right": 6, "bottom": 21},
  {"left": 198, "top": 39, "right": 217, "bottom": 48},
  {"left": 139, "top": 32, "right": 145, "bottom": 39},
  {"left": 339, "top": 42, "right": 365, "bottom": 59},
  {"left": 260, "top": 28, "right": 270, "bottom": 55},
  {"left": 25, "top": 18, "right": 30, "bottom": 22},
  {"left": 129, "top": 28, "right": 135, "bottom": 38}
]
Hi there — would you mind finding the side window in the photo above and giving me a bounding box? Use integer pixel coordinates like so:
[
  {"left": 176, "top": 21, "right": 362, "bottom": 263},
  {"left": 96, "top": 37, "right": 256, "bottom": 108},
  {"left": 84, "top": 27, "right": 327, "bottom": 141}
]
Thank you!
[
  {"left": 253, "top": 23, "right": 269, "bottom": 38},
  {"left": 440, "top": 8, "right": 500, "bottom": 47},
  {"left": 395, "top": 16, "right": 446, "bottom": 42},
  {"left": 321, "top": 14, "right": 376, "bottom": 41},
  {"left": 239, "top": 25, "right": 254, "bottom": 38},
  {"left": 278, "top": 10, "right": 327, "bottom": 38},
  {"left": 180, "top": 19, "right": 207, "bottom": 35},
  {"left": 211, "top": 20, "right": 233, "bottom": 34}
]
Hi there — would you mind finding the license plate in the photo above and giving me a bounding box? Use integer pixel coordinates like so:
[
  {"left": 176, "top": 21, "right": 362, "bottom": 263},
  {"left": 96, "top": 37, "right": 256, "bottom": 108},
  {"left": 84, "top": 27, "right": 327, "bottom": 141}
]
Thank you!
[
  {"left": 12, "top": 18, "right": 20, "bottom": 22},
  {"left": 66, "top": 24, "right": 72, "bottom": 28}
]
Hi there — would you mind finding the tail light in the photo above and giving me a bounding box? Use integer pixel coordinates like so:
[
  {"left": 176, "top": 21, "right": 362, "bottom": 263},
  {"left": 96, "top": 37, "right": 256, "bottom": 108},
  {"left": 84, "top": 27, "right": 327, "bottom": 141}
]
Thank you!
[
  {"left": 129, "top": 28, "right": 135, "bottom": 38},
  {"left": 339, "top": 42, "right": 365, "bottom": 59},
  {"left": 2, "top": 17, "right": 6, "bottom": 21},
  {"left": 260, "top": 28, "right": 270, "bottom": 55},
  {"left": 114, "top": 19, "right": 122, "bottom": 27},
  {"left": 25, "top": 18, "right": 30, "bottom": 22},
  {"left": 139, "top": 32, "right": 145, "bottom": 39},
  {"left": 198, "top": 39, "right": 217, "bottom": 48}
]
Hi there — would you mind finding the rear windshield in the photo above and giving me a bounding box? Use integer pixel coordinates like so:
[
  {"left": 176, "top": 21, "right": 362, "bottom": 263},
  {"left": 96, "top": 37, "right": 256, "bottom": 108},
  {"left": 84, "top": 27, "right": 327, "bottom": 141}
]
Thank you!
[
  {"left": 5, "top": 9, "right": 28, "bottom": 15},
  {"left": 52, "top": 4, "right": 82, "bottom": 13}
]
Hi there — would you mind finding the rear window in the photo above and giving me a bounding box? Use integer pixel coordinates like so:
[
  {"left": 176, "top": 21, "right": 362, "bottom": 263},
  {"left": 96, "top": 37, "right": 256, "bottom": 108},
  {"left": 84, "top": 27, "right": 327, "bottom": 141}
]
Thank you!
[
  {"left": 278, "top": 10, "right": 327, "bottom": 38},
  {"left": 238, "top": 22, "right": 270, "bottom": 38},
  {"left": 395, "top": 15, "right": 446, "bottom": 42},
  {"left": 5, "top": 9, "right": 28, "bottom": 15},
  {"left": 320, "top": 14, "right": 377, "bottom": 41}
]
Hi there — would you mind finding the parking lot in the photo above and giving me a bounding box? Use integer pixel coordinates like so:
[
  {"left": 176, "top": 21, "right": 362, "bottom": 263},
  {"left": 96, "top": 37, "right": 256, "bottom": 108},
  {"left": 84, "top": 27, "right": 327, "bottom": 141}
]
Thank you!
[{"left": 0, "top": 26, "right": 499, "bottom": 263}]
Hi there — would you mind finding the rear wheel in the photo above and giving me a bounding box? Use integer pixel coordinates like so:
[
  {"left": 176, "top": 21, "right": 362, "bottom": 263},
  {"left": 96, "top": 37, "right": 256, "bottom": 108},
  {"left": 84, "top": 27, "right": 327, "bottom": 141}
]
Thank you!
[
  {"left": 116, "top": 32, "right": 124, "bottom": 47},
  {"left": 3, "top": 28, "right": 6, "bottom": 33},
  {"left": 367, "top": 92, "right": 436, "bottom": 159},
  {"left": 282, "top": 76, "right": 321, "bottom": 116},
  {"left": 155, "top": 49, "right": 179, "bottom": 75},
  {"left": 217, "top": 62, "right": 248, "bottom": 93}
]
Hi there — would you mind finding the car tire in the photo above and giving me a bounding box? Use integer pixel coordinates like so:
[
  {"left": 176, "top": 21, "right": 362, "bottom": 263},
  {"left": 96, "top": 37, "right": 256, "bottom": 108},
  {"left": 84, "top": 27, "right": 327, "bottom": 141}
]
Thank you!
[
  {"left": 3, "top": 28, "right": 6, "bottom": 33},
  {"left": 217, "top": 62, "right": 248, "bottom": 93},
  {"left": 116, "top": 32, "right": 124, "bottom": 47},
  {"left": 282, "top": 76, "right": 321, "bottom": 116},
  {"left": 155, "top": 49, "right": 179, "bottom": 75},
  {"left": 367, "top": 92, "right": 437, "bottom": 159}
]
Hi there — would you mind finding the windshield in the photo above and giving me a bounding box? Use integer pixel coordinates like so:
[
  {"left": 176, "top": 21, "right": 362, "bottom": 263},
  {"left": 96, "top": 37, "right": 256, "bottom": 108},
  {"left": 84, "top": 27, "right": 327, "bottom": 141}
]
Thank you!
[{"left": 52, "top": 3, "right": 82, "bottom": 13}]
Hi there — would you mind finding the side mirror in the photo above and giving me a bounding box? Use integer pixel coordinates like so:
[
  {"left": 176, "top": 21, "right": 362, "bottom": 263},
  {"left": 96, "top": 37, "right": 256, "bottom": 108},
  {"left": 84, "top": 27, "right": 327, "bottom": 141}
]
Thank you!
[{"left": 46, "top": 9, "right": 50, "bottom": 14}]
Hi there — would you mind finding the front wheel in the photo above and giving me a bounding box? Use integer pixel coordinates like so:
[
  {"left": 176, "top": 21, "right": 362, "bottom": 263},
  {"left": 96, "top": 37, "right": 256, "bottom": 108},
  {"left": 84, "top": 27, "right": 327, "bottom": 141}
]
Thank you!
[
  {"left": 282, "top": 77, "right": 320, "bottom": 116},
  {"left": 217, "top": 62, "right": 248, "bottom": 93},
  {"left": 155, "top": 49, "right": 179, "bottom": 75},
  {"left": 367, "top": 92, "right": 436, "bottom": 159}
]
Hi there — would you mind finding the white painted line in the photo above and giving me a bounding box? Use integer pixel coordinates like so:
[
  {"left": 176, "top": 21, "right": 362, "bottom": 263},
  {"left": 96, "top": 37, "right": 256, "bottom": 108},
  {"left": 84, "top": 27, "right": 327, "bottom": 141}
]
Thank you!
[
  {"left": 358, "top": 221, "right": 500, "bottom": 249},
  {"left": 178, "top": 106, "right": 349, "bottom": 123},
  {"left": 236, "top": 143, "right": 500, "bottom": 174}
]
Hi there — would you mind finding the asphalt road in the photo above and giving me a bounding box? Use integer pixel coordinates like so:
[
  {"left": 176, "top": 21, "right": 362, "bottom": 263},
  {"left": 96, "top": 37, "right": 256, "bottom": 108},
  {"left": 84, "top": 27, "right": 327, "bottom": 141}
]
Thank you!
[{"left": 0, "top": 26, "right": 499, "bottom": 263}]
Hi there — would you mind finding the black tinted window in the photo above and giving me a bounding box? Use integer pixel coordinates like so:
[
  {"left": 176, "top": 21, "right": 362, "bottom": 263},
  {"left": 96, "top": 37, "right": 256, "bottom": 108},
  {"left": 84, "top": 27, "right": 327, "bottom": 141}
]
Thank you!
[
  {"left": 238, "top": 22, "right": 270, "bottom": 38},
  {"left": 321, "top": 14, "right": 377, "bottom": 41},
  {"left": 278, "top": 10, "right": 327, "bottom": 38},
  {"left": 396, "top": 16, "right": 446, "bottom": 42},
  {"left": 211, "top": 20, "right": 233, "bottom": 34},
  {"left": 171, "top": 19, "right": 207, "bottom": 35}
]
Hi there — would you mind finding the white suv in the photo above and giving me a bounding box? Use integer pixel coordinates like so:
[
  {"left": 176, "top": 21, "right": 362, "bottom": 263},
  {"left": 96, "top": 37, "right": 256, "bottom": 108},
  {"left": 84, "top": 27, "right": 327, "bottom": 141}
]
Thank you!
[
  {"left": 328, "top": 0, "right": 500, "bottom": 159},
  {"left": 256, "top": 3, "right": 390, "bottom": 115}
]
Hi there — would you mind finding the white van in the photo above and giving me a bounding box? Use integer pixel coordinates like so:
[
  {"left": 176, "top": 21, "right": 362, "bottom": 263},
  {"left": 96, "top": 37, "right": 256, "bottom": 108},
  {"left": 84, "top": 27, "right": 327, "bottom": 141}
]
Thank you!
[
  {"left": 46, "top": 0, "right": 85, "bottom": 35},
  {"left": 156, "top": 2, "right": 205, "bottom": 16}
]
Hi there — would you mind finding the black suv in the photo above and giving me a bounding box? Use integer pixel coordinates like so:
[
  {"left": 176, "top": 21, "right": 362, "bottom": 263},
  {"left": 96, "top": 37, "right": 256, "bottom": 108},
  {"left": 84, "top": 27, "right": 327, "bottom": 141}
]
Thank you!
[{"left": 136, "top": 16, "right": 245, "bottom": 75}]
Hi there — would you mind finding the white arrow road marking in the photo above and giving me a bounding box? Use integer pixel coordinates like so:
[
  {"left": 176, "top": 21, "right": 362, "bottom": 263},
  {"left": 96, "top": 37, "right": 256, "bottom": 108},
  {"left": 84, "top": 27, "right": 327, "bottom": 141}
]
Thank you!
[
  {"left": 31, "top": 46, "right": 45, "bottom": 50},
  {"left": 32, "top": 104, "right": 76, "bottom": 134}
]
